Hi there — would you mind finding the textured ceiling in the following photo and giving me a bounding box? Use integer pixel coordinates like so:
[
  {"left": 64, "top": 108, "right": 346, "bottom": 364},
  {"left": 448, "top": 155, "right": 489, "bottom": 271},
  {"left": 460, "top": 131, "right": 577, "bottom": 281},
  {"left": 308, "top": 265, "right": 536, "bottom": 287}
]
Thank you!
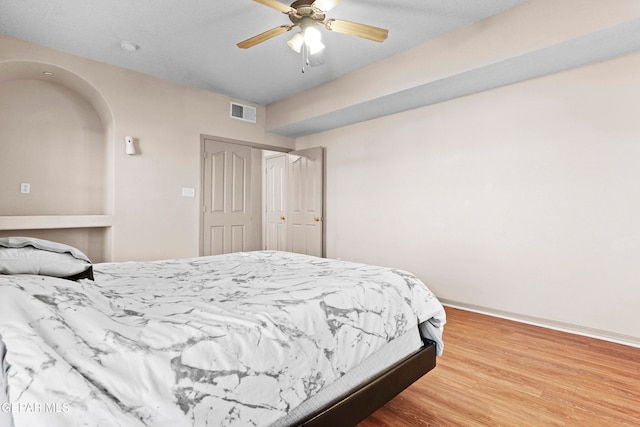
[{"left": 0, "top": 0, "right": 527, "bottom": 106}]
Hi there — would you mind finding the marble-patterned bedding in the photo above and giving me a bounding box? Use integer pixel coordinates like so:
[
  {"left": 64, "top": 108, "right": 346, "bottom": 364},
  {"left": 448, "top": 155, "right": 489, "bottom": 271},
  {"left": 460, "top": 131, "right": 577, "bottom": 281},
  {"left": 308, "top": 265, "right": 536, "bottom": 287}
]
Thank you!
[{"left": 0, "top": 250, "right": 445, "bottom": 427}]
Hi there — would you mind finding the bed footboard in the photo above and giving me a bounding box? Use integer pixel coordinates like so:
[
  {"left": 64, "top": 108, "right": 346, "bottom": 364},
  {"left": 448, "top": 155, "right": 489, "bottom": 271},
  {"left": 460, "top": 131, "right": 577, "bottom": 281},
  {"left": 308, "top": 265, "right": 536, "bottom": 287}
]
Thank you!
[{"left": 299, "top": 339, "right": 437, "bottom": 427}]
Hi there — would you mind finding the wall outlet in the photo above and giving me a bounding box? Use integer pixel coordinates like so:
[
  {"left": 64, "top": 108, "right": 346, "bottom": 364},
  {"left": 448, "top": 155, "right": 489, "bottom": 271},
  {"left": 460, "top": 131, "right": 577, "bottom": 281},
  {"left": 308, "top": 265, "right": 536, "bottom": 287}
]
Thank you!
[
  {"left": 181, "top": 187, "right": 195, "bottom": 198},
  {"left": 20, "top": 183, "right": 30, "bottom": 194}
]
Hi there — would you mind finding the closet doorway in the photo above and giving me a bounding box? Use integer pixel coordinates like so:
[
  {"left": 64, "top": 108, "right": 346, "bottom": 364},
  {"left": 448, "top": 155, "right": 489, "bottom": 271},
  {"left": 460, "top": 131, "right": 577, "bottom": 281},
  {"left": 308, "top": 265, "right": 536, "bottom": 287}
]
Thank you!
[
  {"left": 264, "top": 146, "right": 324, "bottom": 257},
  {"left": 200, "top": 136, "right": 324, "bottom": 257}
]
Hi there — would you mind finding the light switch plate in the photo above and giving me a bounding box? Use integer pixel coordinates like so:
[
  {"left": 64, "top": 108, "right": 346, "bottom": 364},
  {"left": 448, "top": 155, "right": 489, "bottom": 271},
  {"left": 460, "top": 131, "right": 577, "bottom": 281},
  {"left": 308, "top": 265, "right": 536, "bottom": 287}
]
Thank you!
[
  {"left": 181, "top": 187, "right": 195, "bottom": 198},
  {"left": 20, "top": 183, "right": 30, "bottom": 194}
]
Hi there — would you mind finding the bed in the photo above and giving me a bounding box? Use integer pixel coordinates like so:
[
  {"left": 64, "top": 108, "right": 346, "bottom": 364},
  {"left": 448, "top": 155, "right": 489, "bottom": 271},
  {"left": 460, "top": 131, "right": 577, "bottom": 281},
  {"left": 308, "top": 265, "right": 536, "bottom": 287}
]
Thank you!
[{"left": 0, "top": 237, "right": 446, "bottom": 427}]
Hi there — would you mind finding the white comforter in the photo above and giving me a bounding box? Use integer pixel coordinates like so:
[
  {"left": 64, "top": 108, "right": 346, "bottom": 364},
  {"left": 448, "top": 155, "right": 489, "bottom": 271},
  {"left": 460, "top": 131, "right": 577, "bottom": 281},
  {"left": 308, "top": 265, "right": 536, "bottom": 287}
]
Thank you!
[{"left": 0, "top": 251, "right": 445, "bottom": 427}]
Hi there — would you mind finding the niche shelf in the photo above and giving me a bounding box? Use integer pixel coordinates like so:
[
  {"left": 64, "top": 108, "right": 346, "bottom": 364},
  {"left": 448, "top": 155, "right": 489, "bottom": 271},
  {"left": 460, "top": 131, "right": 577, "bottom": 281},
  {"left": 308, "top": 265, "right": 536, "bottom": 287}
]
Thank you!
[{"left": 0, "top": 215, "right": 113, "bottom": 231}]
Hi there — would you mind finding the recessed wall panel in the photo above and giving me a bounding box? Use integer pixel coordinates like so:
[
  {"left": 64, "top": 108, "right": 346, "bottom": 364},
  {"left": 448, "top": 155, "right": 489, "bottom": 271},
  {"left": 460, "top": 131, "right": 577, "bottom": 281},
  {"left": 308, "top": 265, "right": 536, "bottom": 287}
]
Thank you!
[
  {"left": 290, "top": 223, "right": 305, "bottom": 254},
  {"left": 210, "top": 226, "right": 224, "bottom": 255},
  {"left": 231, "top": 225, "right": 245, "bottom": 252},
  {"left": 290, "top": 156, "right": 303, "bottom": 213},
  {"left": 211, "top": 151, "right": 225, "bottom": 213},
  {"left": 232, "top": 153, "right": 246, "bottom": 213}
]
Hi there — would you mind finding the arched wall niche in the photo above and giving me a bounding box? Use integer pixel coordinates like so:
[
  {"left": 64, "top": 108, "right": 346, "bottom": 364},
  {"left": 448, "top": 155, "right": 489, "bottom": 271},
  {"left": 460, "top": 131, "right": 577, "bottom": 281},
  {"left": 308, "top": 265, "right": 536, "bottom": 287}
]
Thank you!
[
  {"left": 0, "top": 60, "right": 113, "bottom": 135},
  {"left": 0, "top": 60, "right": 114, "bottom": 261}
]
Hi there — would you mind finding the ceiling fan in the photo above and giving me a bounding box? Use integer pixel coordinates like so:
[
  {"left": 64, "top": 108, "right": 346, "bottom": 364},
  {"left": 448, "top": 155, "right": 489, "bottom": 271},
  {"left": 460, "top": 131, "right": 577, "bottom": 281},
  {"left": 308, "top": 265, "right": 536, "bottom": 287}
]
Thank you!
[{"left": 237, "top": 0, "right": 389, "bottom": 53}]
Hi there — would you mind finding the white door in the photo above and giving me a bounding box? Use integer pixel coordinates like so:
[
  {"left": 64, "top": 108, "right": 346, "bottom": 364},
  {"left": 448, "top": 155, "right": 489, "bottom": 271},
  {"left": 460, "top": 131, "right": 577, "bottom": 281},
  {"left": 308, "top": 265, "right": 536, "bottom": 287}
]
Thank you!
[
  {"left": 265, "top": 154, "right": 288, "bottom": 251},
  {"left": 202, "top": 139, "right": 255, "bottom": 255},
  {"left": 288, "top": 147, "right": 324, "bottom": 257}
]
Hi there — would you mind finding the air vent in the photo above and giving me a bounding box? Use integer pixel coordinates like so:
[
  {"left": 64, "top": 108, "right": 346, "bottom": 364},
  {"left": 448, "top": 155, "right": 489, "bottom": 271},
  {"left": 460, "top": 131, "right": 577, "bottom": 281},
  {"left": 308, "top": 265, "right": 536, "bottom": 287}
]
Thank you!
[{"left": 230, "top": 102, "right": 257, "bottom": 123}]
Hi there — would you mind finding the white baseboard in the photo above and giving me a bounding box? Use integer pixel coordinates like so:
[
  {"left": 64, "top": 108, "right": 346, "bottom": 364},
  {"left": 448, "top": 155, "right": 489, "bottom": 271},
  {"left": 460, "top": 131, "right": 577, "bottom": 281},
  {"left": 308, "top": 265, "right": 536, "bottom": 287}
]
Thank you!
[{"left": 439, "top": 299, "right": 640, "bottom": 349}]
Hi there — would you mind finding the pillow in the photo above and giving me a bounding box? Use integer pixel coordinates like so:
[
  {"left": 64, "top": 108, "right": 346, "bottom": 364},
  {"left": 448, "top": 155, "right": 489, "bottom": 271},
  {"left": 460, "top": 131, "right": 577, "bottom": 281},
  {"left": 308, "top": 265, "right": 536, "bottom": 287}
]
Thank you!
[{"left": 0, "top": 237, "right": 94, "bottom": 281}]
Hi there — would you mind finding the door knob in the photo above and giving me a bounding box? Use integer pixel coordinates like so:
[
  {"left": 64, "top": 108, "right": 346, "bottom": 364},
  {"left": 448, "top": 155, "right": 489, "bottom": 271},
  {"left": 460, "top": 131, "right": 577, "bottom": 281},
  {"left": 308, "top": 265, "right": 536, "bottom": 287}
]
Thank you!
[
  {"left": 314, "top": 217, "right": 322, "bottom": 222},
  {"left": 280, "top": 216, "right": 286, "bottom": 221}
]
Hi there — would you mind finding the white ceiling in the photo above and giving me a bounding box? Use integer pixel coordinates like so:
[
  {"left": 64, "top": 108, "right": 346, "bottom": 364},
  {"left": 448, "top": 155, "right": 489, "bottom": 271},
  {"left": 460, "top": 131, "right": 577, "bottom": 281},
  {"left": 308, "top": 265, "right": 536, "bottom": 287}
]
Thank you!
[{"left": 0, "top": 0, "right": 528, "bottom": 106}]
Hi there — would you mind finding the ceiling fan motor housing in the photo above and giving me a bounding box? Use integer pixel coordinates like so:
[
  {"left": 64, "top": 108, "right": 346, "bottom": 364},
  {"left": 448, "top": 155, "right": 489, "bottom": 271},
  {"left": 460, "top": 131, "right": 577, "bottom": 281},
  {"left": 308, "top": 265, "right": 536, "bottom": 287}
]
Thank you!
[{"left": 289, "top": 1, "right": 326, "bottom": 26}]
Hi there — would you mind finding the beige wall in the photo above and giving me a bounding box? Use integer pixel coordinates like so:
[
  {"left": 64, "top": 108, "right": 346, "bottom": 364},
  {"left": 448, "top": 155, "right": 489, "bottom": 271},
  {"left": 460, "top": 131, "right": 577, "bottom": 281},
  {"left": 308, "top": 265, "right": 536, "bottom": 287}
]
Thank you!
[
  {"left": 296, "top": 51, "right": 640, "bottom": 345},
  {"left": 0, "top": 79, "right": 105, "bottom": 215},
  {"left": 277, "top": 0, "right": 640, "bottom": 346},
  {"left": 0, "top": 34, "right": 294, "bottom": 262},
  {"left": 281, "top": 0, "right": 640, "bottom": 348}
]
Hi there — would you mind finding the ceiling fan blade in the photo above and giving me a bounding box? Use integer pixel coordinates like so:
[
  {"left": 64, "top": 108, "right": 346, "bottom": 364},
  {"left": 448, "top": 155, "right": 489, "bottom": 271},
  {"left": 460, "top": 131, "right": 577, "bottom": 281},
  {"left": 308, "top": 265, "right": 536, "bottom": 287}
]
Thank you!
[
  {"left": 312, "top": 0, "right": 341, "bottom": 12},
  {"left": 253, "top": 0, "right": 295, "bottom": 14},
  {"left": 237, "top": 25, "right": 291, "bottom": 49},
  {"left": 325, "top": 19, "right": 389, "bottom": 42}
]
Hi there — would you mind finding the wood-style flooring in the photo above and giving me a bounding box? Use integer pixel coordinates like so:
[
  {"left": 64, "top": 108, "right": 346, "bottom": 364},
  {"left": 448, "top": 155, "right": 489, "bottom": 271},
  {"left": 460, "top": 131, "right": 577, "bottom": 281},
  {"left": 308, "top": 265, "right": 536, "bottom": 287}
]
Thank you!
[{"left": 359, "top": 307, "right": 640, "bottom": 426}]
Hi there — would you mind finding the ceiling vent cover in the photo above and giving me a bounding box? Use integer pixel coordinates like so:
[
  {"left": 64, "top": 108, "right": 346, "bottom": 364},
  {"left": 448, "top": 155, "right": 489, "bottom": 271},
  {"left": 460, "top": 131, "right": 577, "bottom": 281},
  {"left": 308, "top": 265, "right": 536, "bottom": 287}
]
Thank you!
[{"left": 230, "top": 102, "right": 257, "bottom": 123}]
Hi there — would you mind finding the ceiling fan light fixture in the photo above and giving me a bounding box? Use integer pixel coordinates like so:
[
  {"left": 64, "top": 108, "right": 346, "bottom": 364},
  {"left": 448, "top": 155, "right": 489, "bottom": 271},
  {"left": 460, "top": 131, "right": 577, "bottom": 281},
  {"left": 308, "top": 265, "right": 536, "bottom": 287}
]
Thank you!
[
  {"left": 302, "top": 25, "right": 324, "bottom": 55},
  {"left": 307, "top": 40, "right": 325, "bottom": 55},
  {"left": 238, "top": 0, "right": 388, "bottom": 68},
  {"left": 287, "top": 32, "right": 304, "bottom": 53},
  {"left": 303, "top": 25, "right": 321, "bottom": 44}
]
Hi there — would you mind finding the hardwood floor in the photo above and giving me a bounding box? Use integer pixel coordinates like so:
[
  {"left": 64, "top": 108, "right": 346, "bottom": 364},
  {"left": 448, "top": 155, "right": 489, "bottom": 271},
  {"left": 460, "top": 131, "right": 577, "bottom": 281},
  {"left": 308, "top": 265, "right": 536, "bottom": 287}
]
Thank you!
[{"left": 359, "top": 307, "right": 640, "bottom": 426}]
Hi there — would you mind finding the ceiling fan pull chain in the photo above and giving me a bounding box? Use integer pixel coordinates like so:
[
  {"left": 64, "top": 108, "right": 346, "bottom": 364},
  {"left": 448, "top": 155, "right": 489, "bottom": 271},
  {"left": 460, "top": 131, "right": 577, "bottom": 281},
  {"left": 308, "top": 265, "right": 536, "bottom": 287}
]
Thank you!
[{"left": 301, "top": 44, "right": 309, "bottom": 73}]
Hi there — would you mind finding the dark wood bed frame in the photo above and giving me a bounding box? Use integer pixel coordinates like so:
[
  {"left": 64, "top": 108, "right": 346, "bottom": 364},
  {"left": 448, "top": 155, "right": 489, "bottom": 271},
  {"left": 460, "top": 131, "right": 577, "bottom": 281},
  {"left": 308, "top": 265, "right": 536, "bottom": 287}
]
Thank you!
[{"left": 298, "top": 339, "right": 437, "bottom": 426}]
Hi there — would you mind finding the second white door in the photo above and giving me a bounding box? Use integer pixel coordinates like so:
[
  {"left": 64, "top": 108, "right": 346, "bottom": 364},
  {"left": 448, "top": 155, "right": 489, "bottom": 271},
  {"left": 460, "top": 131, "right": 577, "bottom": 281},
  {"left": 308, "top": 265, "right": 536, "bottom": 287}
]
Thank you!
[
  {"left": 288, "top": 147, "right": 324, "bottom": 258},
  {"left": 265, "top": 153, "right": 288, "bottom": 251}
]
